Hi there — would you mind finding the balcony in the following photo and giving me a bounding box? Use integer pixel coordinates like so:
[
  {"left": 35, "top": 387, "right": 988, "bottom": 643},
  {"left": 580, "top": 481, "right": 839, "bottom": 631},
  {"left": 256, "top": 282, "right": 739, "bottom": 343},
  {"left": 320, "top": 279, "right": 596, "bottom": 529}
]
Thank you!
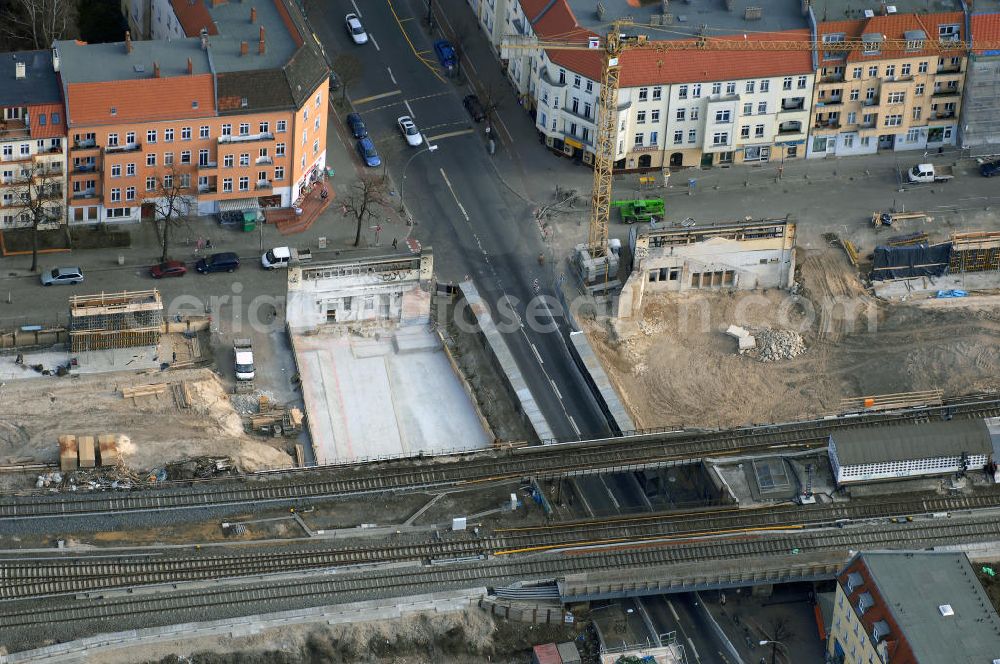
[
  {"left": 39, "top": 187, "right": 63, "bottom": 200},
  {"left": 780, "top": 99, "right": 805, "bottom": 112},
  {"left": 820, "top": 73, "right": 845, "bottom": 83},
  {"left": 255, "top": 155, "right": 274, "bottom": 165},
  {"left": 932, "top": 88, "right": 961, "bottom": 98},
  {"left": 862, "top": 98, "right": 880, "bottom": 107},
  {"left": 218, "top": 132, "right": 274, "bottom": 145},
  {"left": 72, "top": 189, "right": 97, "bottom": 200},
  {"left": 0, "top": 119, "right": 30, "bottom": 140},
  {"left": 73, "top": 162, "right": 97, "bottom": 173},
  {"left": 936, "top": 63, "right": 962, "bottom": 74},
  {"left": 817, "top": 98, "right": 843, "bottom": 107},
  {"left": 540, "top": 68, "right": 567, "bottom": 88},
  {"left": 563, "top": 106, "right": 595, "bottom": 123},
  {"left": 631, "top": 144, "right": 660, "bottom": 153},
  {"left": 0, "top": 153, "right": 32, "bottom": 164},
  {"left": 104, "top": 142, "right": 142, "bottom": 154},
  {"left": 933, "top": 112, "right": 957, "bottom": 119},
  {"left": 778, "top": 121, "right": 804, "bottom": 135},
  {"left": 197, "top": 161, "right": 218, "bottom": 170},
  {"left": 198, "top": 185, "right": 217, "bottom": 194},
  {"left": 814, "top": 120, "right": 841, "bottom": 130},
  {"left": 73, "top": 136, "right": 97, "bottom": 149},
  {"left": 255, "top": 180, "right": 273, "bottom": 190},
  {"left": 34, "top": 165, "right": 63, "bottom": 178}
]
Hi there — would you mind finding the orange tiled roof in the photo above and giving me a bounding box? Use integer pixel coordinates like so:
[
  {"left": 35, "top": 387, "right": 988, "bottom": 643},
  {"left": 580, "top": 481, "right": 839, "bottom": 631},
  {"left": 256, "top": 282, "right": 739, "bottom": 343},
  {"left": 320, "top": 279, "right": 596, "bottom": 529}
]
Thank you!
[
  {"left": 29, "top": 102, "right": 66, "bottom": 139},
  {"left": 66, "top": 75, "right": 216, "bottom": 124},
  {"left": 818, "top": 11, "right": 966, "bottom": 61},
  {"left": 972, "top": 13, "right": 1000, "bottom": 53},
  {"left": 170, "top": 0, "right": 219, "bottom": 37}
]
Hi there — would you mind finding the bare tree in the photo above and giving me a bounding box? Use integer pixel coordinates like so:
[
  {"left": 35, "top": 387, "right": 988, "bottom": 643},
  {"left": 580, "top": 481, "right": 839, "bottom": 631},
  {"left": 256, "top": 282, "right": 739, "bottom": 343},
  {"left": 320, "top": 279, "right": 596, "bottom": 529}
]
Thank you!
[
  {"left": 6, "top": 160, "right": 65, "bottom": 272},
  {"left": 763, "top": 616, "right": 795, "bottom": 664},
  {"left": 448, "top": 11, "right": 478, "bottom": 79},
  {"left": 342, "top": 174, "right": 388, "bottom": 247},
  {"left": 149, "top": 164, "right": 194, "bottom": 262},
  {"left": 332, "top": 53, "right": 364, "bottom": 102},
  {"left": 0, "top": 0, "right": 74, "bottom": 50},
  {"left": 478, "top": 82, "right": 505, "bottom": 127}
]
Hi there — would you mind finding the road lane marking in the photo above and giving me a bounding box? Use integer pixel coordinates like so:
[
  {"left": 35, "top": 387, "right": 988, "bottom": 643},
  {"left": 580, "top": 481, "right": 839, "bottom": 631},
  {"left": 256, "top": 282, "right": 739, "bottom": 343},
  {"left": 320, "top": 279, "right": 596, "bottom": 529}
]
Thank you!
[
  {"left": 687, "top": 638, "right": 700, "bottom": 662},
  {"left": 386, "top": 0, "right": 447, "bottom": 83},
  {"left": 568, "top": 416, "right": 580, "bottom": 435},
  {"left": 404, "top": 99, "right": 414, "bottom": 117},
  {"left": 531, "top": 343, "right": 544, "bottom": 364},
  {"left": 425, "top": 128, "right": 474, "bottom": 142},
  {"left": 386, "top": 67, "right": 396, "bottom": 84},
  {"left": 371, "top": 35, "right": 380, "bottom": 51},
  {"left": 667, "top": 600, "right": 680, "bottom": 622},
  {"left": 550, "top": 379, "right": 561, "bottom": 400},
  {"left": 353, "top": 89, "right": 402, "bottom": 105},
  {"left": 350, "top": 0, "right": 361, "bottom": 16},
  {"left": 439, "top": 168, "right": 469, "bottom": 221}
]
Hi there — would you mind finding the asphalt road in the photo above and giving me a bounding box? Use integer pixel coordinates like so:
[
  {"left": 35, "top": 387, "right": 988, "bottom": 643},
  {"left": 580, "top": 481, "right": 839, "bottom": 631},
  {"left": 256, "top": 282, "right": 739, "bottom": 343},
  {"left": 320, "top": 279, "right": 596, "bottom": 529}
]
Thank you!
[
  {"left": 307, "top": 0, "right": 609, "bottom": 440},
  {"left": 642, "top": 593, "right": 740, "bottom": 664}
]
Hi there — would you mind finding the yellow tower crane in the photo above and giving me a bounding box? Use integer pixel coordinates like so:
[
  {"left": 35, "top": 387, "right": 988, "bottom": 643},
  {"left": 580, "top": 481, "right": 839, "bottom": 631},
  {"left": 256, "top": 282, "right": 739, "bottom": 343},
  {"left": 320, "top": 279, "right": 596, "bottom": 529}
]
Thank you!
[{"left": 503, "top": 22, "right": 996, "bottom": 292}]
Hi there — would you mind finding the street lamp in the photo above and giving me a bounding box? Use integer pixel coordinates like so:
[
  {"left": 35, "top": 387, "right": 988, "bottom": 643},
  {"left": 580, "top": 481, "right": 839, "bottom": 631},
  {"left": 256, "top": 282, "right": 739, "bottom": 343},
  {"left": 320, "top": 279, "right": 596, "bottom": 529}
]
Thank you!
[
  {"left": 398, "top": 143, "right": 438, "bottom": 215},
  {"left": 759, "top": 640, "right": 786, "bottom": 664}
]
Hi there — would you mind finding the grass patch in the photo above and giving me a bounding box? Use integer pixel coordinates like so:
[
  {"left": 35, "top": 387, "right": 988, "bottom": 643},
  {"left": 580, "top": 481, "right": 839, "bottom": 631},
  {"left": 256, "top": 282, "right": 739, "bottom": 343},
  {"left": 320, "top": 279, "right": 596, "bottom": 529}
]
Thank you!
[{"left": 2, "top": 226, "right": 132, "bottom": 253}]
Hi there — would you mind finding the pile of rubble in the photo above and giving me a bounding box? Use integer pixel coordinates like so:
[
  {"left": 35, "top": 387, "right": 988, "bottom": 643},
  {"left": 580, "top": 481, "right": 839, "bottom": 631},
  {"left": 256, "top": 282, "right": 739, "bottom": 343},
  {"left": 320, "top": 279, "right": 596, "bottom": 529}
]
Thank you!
[
  {"left": 751, "top": 327, "right": 807, "bottom": 362},
  {"left": 36, "top": 455, "right": 235, "bottom": 492}
]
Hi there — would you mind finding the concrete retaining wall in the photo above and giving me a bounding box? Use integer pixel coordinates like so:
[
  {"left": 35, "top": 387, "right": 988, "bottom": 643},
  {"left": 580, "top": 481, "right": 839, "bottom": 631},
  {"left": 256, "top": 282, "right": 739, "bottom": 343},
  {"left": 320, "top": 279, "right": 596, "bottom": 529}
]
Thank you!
[{"left": 568, "top": 330, "right": 635, "bottom": 435}]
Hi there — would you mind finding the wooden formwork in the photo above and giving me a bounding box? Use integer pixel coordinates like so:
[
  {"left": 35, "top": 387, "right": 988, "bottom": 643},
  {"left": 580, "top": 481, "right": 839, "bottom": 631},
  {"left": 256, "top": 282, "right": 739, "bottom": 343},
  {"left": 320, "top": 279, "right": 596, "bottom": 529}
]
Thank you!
[
  {"left": 950, "top": 231, "right": 1000, "bottom": 274},
  {"left": 69, "top": 290, "right": 164, "bottom": 352}
]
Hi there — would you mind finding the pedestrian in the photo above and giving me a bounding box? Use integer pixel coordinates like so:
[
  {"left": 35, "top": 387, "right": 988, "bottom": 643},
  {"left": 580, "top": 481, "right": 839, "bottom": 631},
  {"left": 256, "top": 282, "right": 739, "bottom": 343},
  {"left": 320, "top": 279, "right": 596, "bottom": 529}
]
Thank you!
[{"left": 392, "top": 238, "right": 398, "bottom": 249}]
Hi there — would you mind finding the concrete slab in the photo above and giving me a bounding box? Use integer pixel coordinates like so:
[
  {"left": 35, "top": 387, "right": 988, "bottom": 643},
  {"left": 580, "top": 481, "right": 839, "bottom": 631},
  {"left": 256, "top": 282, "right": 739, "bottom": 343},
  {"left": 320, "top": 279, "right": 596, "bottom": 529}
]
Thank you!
[
  {"left": 0, "top": 344, "right": 161, "bottom": 381},
  {"left": 293, "top": 327, "right": 490, "bottom": 463},
  {"left": 873, "top": 271, "right": 1000, "bottom": 300}
]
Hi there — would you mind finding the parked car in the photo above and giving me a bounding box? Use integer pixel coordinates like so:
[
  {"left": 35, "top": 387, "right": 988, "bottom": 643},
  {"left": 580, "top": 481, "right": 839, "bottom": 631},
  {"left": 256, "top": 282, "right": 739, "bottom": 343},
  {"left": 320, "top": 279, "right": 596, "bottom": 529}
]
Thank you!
[
  {"left": 346, "top": 113, "right": 368, "bottom": 139},
  {"left": 980, "top": 160, "right": 1000, "bottom": 177},
  {"left": 463, "top": 94, "right": 486, "bottom": 122},
  {"left": 433, "top": 39, "right": 457, "bottom": 71},
  {"left": 40, "top": 266, "right": 83, "bottom": 286},
  {"left": 149, "top": 260, "right": 187, "bottom": 278},
  {"left": 195, "top": 252, "right": 240, "bottom": 274},
  {"left": 397, "top": 115, "right": 423, "bottom": 146},
  {"left": 344, "top": 13, "right": 368, "bottom": 44},
  {"left": 907, "top": 163, "right": 955, "bottom": 184},
  {"left": 356, "top": 137, "right": 381, "bottom": 167}
]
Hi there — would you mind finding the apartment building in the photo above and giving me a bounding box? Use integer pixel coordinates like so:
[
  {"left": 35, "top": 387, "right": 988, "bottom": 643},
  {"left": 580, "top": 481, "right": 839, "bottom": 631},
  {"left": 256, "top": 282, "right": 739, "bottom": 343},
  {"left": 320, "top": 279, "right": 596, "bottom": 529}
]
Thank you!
[
  {"left": 59, "top": 0, "right": 328, "bottom": 225},
  {"left": 828, "top": 551, "right": 1000, "bottom": 663},
  {"left": 0, "top": 50, "right": 67, "bottom": 230},
  {"left": 960, "top": 13, "right": 1000, "bottom": 151},
  {"left": 809, "top": 12, "right": 967, "bottom": 157}
]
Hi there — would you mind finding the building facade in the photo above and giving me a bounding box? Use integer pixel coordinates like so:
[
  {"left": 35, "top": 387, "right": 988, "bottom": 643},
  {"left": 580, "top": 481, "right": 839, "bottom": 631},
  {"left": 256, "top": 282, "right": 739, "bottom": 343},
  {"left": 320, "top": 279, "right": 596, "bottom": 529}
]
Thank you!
[
  {"left": 58, "top": 0, "right": 328, "bottom": 226},
  {"left": 0, "top": 50, "right": 67, "bottom": 230},
  {"left": 809, "top": 13, "right": 967, "bottom": 157}
]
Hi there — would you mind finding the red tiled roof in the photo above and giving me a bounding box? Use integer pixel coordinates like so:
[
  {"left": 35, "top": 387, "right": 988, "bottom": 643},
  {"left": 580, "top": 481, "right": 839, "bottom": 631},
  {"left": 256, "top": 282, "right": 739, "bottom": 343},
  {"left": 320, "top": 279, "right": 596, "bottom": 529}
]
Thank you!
[
  {"left": 818, "top": 11, "right": 966, "bottom": 62},
  {"left": 29, "top": 102, "right": 66, "bottom": 139},
  {"left": 519, "top": 0, "right": 551, "bottom": 21},
  {"left": 170, "top": 0, "right": 219, "bottom": 37},
  {"left": 66, "top": 75, "right": 216, "bottom": 124},
  {"left": 972, "top": 13, "right": 1000, "bottom": 53}
]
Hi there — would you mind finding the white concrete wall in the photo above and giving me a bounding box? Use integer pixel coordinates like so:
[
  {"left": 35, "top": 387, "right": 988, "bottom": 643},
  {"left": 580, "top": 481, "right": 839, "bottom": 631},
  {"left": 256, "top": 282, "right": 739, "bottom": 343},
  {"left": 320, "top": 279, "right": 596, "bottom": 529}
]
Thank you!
[{"left": 834, "top": 453, "right": 988, "bottom": 484}]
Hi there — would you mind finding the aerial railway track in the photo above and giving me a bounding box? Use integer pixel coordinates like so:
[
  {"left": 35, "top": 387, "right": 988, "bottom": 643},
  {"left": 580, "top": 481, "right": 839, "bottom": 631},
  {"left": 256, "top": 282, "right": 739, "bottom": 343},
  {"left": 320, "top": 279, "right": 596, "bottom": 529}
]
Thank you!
[
  {"left": 1, "top": 397, "right": 997, "bottom": 520},
  {"left": 4, "top": 489, "right": 1000, "bottom": 600}
]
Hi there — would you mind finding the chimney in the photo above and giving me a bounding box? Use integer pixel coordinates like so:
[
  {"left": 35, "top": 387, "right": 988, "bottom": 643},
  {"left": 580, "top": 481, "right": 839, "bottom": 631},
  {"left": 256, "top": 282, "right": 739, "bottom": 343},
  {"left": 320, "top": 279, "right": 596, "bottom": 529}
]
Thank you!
[
  {"left": 125, "top": 30, "right": 133, "bottom": 54},
  {"left": 200, "top": 28, "right": 209, "bottom": 50},
  {"left": 240, "top": 40, "right": 248, "bottom": 56},
  {"left": 51, "top": 48, "right": 60, "bottom": 72},
  {"left": 250, "top": 7, "right": 257, "bottom": 23},
  {"left": 258, "top": 26, "right": 266, "bottom": 54},
  {"left": 153, "top": 61, "right": 160, "bottom": 78},
  {"left": 187, "top": 57, "right": 193, "bottom": 74},
  {"left": 15, "top": 61, "right": 26, "bottom": 80}
]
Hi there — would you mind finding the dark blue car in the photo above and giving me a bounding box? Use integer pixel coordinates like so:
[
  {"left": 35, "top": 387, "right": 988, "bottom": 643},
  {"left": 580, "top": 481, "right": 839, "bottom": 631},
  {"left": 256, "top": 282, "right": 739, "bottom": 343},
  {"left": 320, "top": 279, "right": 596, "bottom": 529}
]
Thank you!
[
  {"left": 981, "top": 160, "right": 1000, "bottom": 177},
  {"left": 433, "top": 39, "right": 457, "bottom": 71},
  {"left": 356, "top": 137, "right": 381, "bottom": 167},
  {"left": 346, "top": 112, "right": 367, "bottom": 139}
]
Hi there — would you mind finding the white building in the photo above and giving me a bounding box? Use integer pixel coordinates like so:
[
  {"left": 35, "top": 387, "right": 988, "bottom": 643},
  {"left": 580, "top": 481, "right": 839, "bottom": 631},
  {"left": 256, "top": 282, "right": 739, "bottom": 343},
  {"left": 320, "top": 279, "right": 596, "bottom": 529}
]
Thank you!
[{"left": 828, "top": 418, "right": 996, "bottom": 485}]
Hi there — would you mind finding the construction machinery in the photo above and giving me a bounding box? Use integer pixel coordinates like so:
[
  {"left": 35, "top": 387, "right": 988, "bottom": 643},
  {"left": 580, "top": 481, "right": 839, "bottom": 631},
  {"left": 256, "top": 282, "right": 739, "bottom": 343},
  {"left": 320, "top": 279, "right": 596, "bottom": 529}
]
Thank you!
[
  {"left": 502, "top": 23, "right": 1000, "bottom": 294},
  {"left": 871, "top": 210, "right": 933, "bottom": 228},
  {"left": 612, "top": 198, "right": 664, "bottom": 224}
]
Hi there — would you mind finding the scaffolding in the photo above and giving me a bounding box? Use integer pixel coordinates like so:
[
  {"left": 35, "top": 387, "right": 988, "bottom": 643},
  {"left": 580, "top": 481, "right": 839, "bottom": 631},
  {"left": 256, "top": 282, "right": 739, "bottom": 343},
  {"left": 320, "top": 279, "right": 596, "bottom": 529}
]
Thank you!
[
  {"left": 949, "top": 231, "right": 1000, "bottom": 274},
  {"left": 68, "top": 290, "right": 163, "bottom": 352},
  {"left": 960, "top": 52, "right": 1000, "bottom": 153}
]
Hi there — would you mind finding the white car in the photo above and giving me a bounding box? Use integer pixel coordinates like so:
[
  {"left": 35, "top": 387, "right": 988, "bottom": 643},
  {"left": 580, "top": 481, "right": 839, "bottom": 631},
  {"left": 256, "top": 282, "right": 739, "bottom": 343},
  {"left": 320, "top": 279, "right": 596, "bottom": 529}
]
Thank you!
[
  {"left": 397, "top": 115, "right": 423, "bottom": 146},
  {"left": 40, "top": 266, "right": 84, "bottom": 286},
  {"left": 345, "top": 13, "right": 368, "bottom": 45}
]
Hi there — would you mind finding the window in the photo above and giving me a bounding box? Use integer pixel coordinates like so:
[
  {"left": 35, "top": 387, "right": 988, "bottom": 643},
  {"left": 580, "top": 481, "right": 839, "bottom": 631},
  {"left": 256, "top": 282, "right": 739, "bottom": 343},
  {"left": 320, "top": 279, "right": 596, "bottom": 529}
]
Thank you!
[
  {"left": 259, "top": 121, "right": 269, "bottom": 134},
  {"left": 573, "top": 74, "right": 581, "bottom": 89},
  {"left": 198, "top": 149, "right": 209, "bottom": 166},
  {"left": 238, "top": 176, "right": 249, "bottom": 191},
  {"left": 558, "top": 68, "right": 566, "bottom": 84},
  {"left": 755, "top": 124, "right": 765, "bottom": 137},
  {"left": 649, "top": 131, "right": 658, "bottom": 145},
  {"left": 276, "top": 143, "right": 286, "bottom": 157},
  {"left": 224, "top": 154, "right": 234, "bottom": 168},
  {"left": 177, "top": 150, "right": 189, "bottom": 165},
  {"left": 652, "top": 86, "right": 661, "bottom": 100},
  {"left": 673, "top": 130, "right": 683, "bottom": 144},
  {"left": 651, "top": 109, "right": 660, "bottom": 122},
  {"left": 797, "top": 76, "right": 807, "bottom": 89},
  {"left": 712, "top": 82, "right": 722, "bottom": 95},
  {"left": 315, "top": 93, "right": 321, "bottom": 107},
  {"left": 863, "top": 113, "right": 874, "bottom": 125},
  {"left": 759, "top": 80, "right": 769, "bottom": 92},
  {"left": 51, "top": 112, "right": 59, "bottom": 124},
  {"left": 164, "top": 152, "right": 173, "bottom": 166},
  {"left": 866, "top": 87, "right": 876, "bottom": 101},
  {"left": 692, "top": 84, "right": 702, "bottom": 98},
  {"left": 676, "top": 108, "right": 686, "bottom": 121},
  {"left": 901, "top": 63, "right": 911, "bottom": 77},
  {"left": 110, "top": 188, "right": 121, "bottom": 202},
  {"left": 843, "top": 134, "right": 854, "bottom": 148},
  {"left": 688, "top": 129, "right": 697, "bottom": 143},
  {"left": 853, "top": 67, "right": 862, "bottom": 79},
  {"left": 146, "top": 153, "right": 156, "bottom": 166},
  {"left": 239, "top": 123, "right": 250, "bottom": 136},
  {"left": 918, "top": 61, "right": 928, "bottom": 74},
  {"left": 146, "top": 176, "right": 156, "bottom": 192},
  {"left": 239, "top": 153, "right": 249, "bottom": 166},
  {"left": 885, "top": 64, "right": 896, "bottom": 78},
  {"left": 126, "top": 163, "right": 135, "bottom": 176},
  {"left": 740, "top": 125, "right": 750, "bottom": 139},
  {"left": 907, "top": 128, "right": 920, "bottom": 142},
  {"left": 200, "top": 125, "right": 209, "bottom": 139},
  {"left": 163, "top": 174, "right": 172, "bottom": 188},
  {"left": 637, "top": 111, "right": 647, "bottom": 124},
  {"left": 678, "top": 85, "right": 688, "bottom": 99},
  {"left": 633, "top": 132, "right": 644, "bottom": 147},
  {"left": 164, "top": 128, "right": 174, "bottom": 142},
  {"left": 712, "top": 131, "right": 728, "bottom": 145},
  {"left": 783, "top": 77, "right": 792, "bottom": 90},
  {"left": 182, "top": 126, "right": 191, "bottom": 140},
  {"left": 586, "top": 80, "right": 593, "bottom": 93},
  {"left": 313, "top": 139, "right": 319, "bottom": 154},
  {"left": 221, "top": 124, "right": 232, "bottom": 136},
  {"left": 715, "top": 109, "right": 731, "bottom": 123},
  {"left": 222, "top": 177, "right": 233, "bottom": 193},
  {"left": 743, "top": 102, "right": 753, "bottom": 116},
  {"left": 850, "top": 89, "right": 859, "bottom": 101},
  {"left": 884, "top": 114, "right": 902, "bottom": 127},
  {"left": 915, "top": 83, "right": 925, "bottom": 95},
  {"left": 125, "top": 186, "right": 135, "bottom": 201},
  {"left": 303, "top": 109, "right": 309, "bottom": 121},
  {"left": 276, "top": 120, "right": 287, "bottom": 132},
  {"left": 868, "top": 65, "right": 878, "bottom": 77},
  {"left": 107, "top": 163, "right": 123, "bottom": 178},
  {"left": 912, "top": 106, "right": 922, "bottom": 120},
  {"left": 690, "top": 107, "right": 699, "bottom": 120},
  {"left": 638, "top": 87, "right": 648, "bottom": 101},
  {"left": 108, "top": 133, "right": 119, "bottom": 147},
  {"left": 757, "top": 101, "right": 767, "bottom": 114},
  {"left": 275, "top": 165, "right": 284, "bottom": 180},
  {"left": 726, "top": 82, "right": 736, "bottom": 94},
  {"left": 147, "top": 130, "right": 157, "bottom": 143},
  {"left": 939, "top": 24, "right": 960, "bottom": 41},
  {"left": 745, "top": 80, "right": 755, "bottom": 94},
  {"left": 887, "top": 91, "right": 905, "bottom": 104}
]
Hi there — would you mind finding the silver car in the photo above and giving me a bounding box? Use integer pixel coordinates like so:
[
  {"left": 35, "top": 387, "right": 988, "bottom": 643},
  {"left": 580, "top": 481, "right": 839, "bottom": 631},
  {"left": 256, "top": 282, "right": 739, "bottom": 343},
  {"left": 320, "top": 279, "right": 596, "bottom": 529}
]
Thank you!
[{"left": 40, "top": 266, "right": 84, "bottom": 286}]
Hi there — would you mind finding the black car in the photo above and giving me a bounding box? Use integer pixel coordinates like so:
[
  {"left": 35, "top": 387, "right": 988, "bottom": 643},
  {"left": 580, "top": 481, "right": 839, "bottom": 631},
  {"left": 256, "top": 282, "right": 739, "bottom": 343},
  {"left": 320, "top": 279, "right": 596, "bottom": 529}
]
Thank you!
[
  {"left": 196, "top": 252, "right": 240, "bottom": 273},
  {"left": 463, "top": 94, "right": 485, "bottom": 123},
  {"left": 980, "top": 160, "right": 1000, "bottom": 177},
  {"left": 346, "top": 113, "right": 368, "bottom": 139}
]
